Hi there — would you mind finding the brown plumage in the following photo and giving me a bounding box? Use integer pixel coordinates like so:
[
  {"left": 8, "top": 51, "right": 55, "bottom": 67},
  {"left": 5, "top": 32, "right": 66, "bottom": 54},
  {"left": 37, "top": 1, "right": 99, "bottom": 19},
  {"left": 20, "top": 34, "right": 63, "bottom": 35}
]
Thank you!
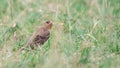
[{"left": 20, "top": 21, "right": 53, "bottom": 51}]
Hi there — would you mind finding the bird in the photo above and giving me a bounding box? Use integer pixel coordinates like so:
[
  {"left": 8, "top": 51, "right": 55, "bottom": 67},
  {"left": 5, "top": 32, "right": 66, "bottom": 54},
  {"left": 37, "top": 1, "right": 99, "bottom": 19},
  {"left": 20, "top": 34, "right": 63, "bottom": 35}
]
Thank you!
[{"left": 20, "top": 20, "right": 53, "bottom": 51}]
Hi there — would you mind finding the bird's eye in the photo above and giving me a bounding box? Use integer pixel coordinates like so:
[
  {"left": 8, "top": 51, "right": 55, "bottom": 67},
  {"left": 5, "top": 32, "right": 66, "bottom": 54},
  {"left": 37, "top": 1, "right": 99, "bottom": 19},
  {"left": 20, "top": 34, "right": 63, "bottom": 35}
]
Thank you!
[{"left": 46, "top": 21, "right": 50, "bottom": 24}]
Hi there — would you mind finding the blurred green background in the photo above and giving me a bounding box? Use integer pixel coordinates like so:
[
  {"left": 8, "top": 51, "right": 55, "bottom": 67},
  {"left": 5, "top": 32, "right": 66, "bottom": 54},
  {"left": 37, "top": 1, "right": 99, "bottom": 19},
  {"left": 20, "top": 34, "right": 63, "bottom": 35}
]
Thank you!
[{"left": 0, "top": 0, "right": 120, "bottom": 68}]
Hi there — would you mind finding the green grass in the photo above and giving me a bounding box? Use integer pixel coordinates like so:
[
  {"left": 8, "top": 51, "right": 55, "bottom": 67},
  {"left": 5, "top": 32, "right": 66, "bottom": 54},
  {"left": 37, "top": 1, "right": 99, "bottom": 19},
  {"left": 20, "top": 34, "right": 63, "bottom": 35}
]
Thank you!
[{"left": 0, "top": 0, "right": 120, "bottom": 68}]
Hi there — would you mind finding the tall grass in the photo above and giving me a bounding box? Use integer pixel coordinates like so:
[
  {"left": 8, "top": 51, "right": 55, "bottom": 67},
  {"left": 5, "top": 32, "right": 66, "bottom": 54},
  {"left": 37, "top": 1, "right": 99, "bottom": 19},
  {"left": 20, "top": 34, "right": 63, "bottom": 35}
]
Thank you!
[{"left": 0, "top": 0, "right": 120, "bottom": 68}]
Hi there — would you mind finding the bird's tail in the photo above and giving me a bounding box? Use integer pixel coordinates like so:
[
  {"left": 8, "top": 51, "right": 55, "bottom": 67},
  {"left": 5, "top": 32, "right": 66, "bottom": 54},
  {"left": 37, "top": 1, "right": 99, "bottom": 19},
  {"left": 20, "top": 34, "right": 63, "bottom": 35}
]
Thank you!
[{"left": 19, "top": 47, "right": 25, "bottom": 51}]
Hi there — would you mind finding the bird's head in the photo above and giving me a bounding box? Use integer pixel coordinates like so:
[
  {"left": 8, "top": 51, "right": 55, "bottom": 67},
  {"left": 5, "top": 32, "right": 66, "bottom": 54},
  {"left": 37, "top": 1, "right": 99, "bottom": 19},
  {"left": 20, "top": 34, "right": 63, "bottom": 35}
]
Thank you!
[{"left": 43, "top": 20, "right": 53, "bottom": 30}]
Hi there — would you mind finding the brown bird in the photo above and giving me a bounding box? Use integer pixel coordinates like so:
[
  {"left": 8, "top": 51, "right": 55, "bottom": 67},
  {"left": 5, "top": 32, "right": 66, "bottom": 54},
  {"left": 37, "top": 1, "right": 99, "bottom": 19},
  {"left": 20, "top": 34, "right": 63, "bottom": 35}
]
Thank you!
[{"left": 20, "top": 21, "right": 53, "bottom": 51}]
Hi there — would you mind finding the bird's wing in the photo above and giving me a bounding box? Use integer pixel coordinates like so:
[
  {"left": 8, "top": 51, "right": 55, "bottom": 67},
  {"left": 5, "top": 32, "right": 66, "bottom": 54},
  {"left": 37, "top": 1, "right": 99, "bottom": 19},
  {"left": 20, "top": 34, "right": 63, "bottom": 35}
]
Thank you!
[
  {"left": 24, "top": 28, "right": 43, "bottom": 47},
  {"left": 33, "top": 27, "right": 50, "bottom": 45},
  {"left": 24, "top": 27, "right": 50, "bottom": 48}
]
